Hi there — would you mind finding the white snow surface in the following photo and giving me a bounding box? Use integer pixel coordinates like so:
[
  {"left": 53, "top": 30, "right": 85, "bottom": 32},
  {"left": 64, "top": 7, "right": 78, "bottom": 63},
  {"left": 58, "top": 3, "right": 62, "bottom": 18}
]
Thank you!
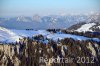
[
  {"left": 11, "top": 30, "right": 50, "bottom": 37},
  {"left": 98, "top": 26, "right": 100, "bottom": 29},
  {"left": 0, "top": 26, "right": 100, "bottom": 43},
  {"left": 0, "top": 27, "right": 21, "bottom": 43},
  {"left": 76, "top": 23, "right": 96, "bottom": 32},
  {"left": 47, "top": 34, "right": 89, "bottom": 41}
]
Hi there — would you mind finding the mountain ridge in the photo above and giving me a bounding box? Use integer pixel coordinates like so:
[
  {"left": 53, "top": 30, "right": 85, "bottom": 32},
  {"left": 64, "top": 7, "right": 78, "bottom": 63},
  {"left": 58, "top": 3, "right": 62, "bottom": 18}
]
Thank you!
[
  {"left": 0, "top": 14, "right": 97, "bottom": 29},
  {"left": 68, "top": 22, "right": 100, "bottom": 32}
]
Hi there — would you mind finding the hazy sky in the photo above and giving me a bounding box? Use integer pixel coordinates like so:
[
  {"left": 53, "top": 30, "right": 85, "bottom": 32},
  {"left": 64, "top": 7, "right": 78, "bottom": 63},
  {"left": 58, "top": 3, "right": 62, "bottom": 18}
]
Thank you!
[{"left": 0, "top": 0, "right": 100, "bottom": 16}]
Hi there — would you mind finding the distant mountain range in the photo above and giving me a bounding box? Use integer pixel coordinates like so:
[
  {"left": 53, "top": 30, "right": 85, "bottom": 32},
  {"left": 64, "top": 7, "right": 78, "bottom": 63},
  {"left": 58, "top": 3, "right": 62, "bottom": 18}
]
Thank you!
[{"left": 0, "top": 13, "right": 100, "bottom": 30}]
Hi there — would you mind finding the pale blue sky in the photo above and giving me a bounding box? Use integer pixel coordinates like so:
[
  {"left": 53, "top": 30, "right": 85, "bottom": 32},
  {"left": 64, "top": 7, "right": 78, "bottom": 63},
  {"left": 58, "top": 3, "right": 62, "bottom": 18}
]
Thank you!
[{"left": 0, "top": 0, "right": 100, "bottom": 16}]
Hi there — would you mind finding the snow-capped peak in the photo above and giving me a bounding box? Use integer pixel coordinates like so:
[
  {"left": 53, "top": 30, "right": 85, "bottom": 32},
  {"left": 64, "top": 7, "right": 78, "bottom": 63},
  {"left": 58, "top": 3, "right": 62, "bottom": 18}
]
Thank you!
[
  {"left": 32, "top": 15, "right": 42, "bottom": 22},
  {"left": 17, "top": 16, "right": 30, "bottom": 22}
]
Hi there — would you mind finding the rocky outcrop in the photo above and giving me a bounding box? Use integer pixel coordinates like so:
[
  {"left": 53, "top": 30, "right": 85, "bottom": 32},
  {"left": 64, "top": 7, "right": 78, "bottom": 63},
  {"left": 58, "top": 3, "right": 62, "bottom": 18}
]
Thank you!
[
  {"left": 0, "top": 44, "right": 20, "bottom": 66},
  {"left": 0, "top": 37, "right": 99, "bottom": 66}
]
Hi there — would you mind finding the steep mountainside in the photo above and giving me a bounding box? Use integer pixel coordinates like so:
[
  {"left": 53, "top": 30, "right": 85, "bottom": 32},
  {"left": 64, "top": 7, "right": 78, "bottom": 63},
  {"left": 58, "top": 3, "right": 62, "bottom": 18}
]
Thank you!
[{"left": 68, "top": 22, "right": 100, "bottom": 32}]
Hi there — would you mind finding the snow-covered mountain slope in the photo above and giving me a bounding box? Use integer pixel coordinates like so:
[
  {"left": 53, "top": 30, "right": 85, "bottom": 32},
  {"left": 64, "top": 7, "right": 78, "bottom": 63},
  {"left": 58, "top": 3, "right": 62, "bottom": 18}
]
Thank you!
[
  {"left": 76, "top": 23, "right": 96, "bottom": 32},
  {"left": 10, "top": 30, "right": 93, "bottom": 41},
  {"left": 11, "top": 30, "right": 50, "bottom": 37},
  {"left": 0, "top": 27, "right": 100, "bottom": 43},
  {"left": 0, "top": 27, "right": 21, "bottom": 43},
  {"left": 68, "top": 22, "right": 100, "bottom": 32},
  {"left": 0, "top": 27, "right": 51, "bottom": 43}
]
